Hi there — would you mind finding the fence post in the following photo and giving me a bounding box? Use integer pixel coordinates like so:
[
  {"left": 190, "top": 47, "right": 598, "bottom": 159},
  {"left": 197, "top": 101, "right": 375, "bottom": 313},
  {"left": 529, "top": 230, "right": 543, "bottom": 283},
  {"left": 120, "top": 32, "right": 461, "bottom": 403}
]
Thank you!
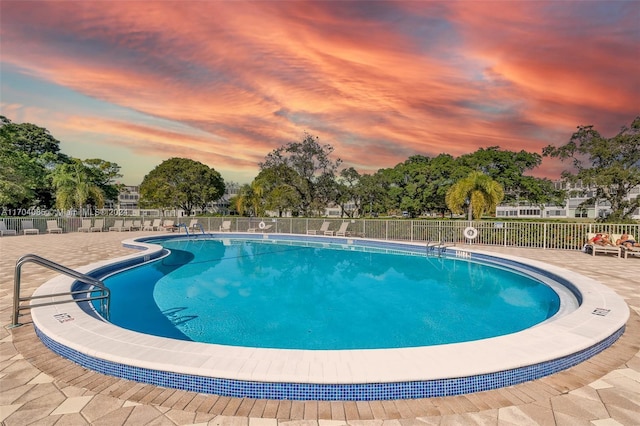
[
  {"left": 543, "top": 223, "right": 547, "bottom": 250},
  {"left": 503, "top": 224, "right": 507, "bottom": 247}
]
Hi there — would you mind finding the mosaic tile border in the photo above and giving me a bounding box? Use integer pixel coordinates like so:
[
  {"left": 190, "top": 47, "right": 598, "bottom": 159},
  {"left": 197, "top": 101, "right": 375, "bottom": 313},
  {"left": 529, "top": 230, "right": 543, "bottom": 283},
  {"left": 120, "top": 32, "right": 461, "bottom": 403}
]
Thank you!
[{"left": 35, "top": 324, "right": 624, "bottom": 400}]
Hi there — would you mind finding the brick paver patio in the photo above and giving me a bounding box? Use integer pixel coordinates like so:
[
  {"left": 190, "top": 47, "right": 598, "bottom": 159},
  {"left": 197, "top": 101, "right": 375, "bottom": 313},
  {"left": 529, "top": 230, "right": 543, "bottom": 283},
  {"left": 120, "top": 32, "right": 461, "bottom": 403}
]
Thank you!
[{"left": 1, "top": 231, "right": 639, "bottom": 425}]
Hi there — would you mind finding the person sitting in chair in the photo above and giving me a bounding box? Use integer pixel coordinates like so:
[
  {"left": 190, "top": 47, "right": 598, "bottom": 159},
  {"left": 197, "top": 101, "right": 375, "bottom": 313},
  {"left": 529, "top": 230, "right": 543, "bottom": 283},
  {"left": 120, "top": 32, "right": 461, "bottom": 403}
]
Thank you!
[
  {"left": 588, "top": 233, "right": 615, "bottom": 246},
  {"left": 616, "top": 233, "right": 640, "bottom": 248}
]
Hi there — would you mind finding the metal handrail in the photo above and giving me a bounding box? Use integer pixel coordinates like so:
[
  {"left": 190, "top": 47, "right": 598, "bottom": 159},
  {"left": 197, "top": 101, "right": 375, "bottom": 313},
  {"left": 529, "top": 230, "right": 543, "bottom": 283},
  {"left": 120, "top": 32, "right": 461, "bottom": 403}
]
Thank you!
[
  {"left": 12, "top": 254, "right": 110, "bottom": 327},
  {"left": 176, "top": 222, "right": 207, "bottom": 236},
  {"left": 194, "top": 223, "right": 206, "bottom": 235}
]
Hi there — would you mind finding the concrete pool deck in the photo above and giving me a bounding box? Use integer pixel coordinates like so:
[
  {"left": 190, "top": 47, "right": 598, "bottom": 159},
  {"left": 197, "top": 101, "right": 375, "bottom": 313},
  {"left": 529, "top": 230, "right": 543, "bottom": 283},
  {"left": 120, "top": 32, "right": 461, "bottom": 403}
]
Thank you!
[{"left": 1, "top": 231, "right": 639, "bottom": 425}]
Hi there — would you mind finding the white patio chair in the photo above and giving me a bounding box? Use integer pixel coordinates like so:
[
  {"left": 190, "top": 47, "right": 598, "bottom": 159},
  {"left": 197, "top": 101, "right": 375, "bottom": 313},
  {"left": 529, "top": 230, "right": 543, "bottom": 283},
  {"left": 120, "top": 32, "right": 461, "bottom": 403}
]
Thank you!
[
  {"left": 22, "top": 220, "right": 39, "bottom": 235},
  {"left": 78, "top": 219, "right": 92, "bottom": 232},
  {"left": 0, "top": 220, "right": 17, "bottom": 236},
  {"left": 46, "top": 220, "right": 63, "bottom": 234}
]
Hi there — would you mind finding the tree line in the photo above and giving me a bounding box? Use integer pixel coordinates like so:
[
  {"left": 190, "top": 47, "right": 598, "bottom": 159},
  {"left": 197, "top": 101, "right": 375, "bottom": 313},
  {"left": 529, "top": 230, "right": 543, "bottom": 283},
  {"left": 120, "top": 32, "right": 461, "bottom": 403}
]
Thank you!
[
  {"left": 1, "top": 115, "right": 638, "bottom": 222},
  {"left": 230, "top": 132, "right": 553, "bottom": 219},
  {"left": 0, "top": 116, "right": 121, "bottom": 215}
]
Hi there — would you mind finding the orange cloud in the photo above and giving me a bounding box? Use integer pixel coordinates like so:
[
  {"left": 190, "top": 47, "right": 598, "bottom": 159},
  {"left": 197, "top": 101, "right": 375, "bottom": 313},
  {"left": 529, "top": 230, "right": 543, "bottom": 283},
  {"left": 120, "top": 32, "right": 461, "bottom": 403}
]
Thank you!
[{"left": 1, "top": 1, "right": 637, "bottom": 183}]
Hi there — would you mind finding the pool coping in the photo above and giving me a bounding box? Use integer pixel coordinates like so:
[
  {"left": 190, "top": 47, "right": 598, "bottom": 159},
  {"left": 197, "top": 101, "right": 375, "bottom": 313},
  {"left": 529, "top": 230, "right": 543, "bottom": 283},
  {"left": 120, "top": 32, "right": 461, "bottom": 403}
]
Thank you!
[{"left": 29, "top": 233, "right": 629, "bottom": 400}]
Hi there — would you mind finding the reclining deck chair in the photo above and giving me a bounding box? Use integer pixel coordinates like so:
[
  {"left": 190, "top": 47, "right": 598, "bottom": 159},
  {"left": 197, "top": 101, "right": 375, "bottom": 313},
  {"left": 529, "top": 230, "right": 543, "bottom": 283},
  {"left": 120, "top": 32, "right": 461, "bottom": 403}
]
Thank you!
[{"left": 308, "top": 221, "right": 330, "bottom": 235}]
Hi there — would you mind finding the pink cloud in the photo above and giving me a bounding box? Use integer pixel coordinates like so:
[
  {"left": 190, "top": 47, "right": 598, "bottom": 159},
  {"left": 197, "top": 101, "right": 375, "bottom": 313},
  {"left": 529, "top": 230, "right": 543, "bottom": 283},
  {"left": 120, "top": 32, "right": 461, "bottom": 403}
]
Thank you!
[
  {"left": 1, "top": 1, "right": 636, "bottom": 183},
  {"left": 447, "top": 3, "right": 638, "bottom": 127}
]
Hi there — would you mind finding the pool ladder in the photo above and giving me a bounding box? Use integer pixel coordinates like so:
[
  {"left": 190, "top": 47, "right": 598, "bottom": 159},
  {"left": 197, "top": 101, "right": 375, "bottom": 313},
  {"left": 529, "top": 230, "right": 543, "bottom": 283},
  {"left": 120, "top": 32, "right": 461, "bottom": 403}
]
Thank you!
[
  {"left": 177, "top": 222, "right": 207, "bottom": 236},
  {"left": 11, "top": 254, "right": 110, "bottom": 327},
  {"left": 425, "top": 240, "right": 452, "bottom": 257}
]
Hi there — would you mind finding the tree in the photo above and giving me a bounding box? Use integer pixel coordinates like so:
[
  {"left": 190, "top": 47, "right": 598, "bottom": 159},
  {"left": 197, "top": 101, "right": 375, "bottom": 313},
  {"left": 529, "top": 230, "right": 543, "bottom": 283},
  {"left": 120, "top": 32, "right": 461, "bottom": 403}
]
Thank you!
[
  {"left": 445, "top": 172, "right": 505, "bottom": 220},
  {"left": 0, "top": 115, "right": 64, "bottom": 157},
  {"left": 260, "top": 133, "right": 341, "bottom": 216},
  {"left": 0, "top": 116, "right": 125, "bottom": 212},
  {"left": 0, "top": 116, "right": 67, "bottom": 208},
  {"left": 374, "top": 167, "right": 404, "bottom": 215},
  {"left": 264, "top": 184, "right": 300, "bottom": 217},
  {"left": 372, "top": 156, "right": 429, "bottom": 217},
  {"left": 247, "top": 167, "right": 301, "bottom": 217},
  {"left": 458, "top": 146, "right": 554, "bottom": 206},
  {"left": 543, "top": 117, "right": 640, "bottom": 221},
  {"left": 139, "top": 158, "right": 225, "bottom": 216},
  {"left": 372, "top": 154, "right": 463, "bottom": 217},
  {"left": 51, "top": 159, "right": 105, "bottom": 215},
  {"left": 332, "top": 167, "right": 362, "bottom": 218},
  {"left": 0, "top": 142, "right": 38, "bottom": 208},
  {"left": 397, "top": 155, "right": 430, "bottom": 218},
  {"left": 511, "top": 176, "right": 566, "bottom": 217},
  {"left": 231, "top": 183, "right": 258, "bottom": 216},
  {"left": 421, "top": 154, "right": 463, "bottom": 216},
  {"left": 357, "top": 173, "right": 388, "bottom": 216},
  {"left": 83, "top": 158, "right": 124, "bottom": 201}
]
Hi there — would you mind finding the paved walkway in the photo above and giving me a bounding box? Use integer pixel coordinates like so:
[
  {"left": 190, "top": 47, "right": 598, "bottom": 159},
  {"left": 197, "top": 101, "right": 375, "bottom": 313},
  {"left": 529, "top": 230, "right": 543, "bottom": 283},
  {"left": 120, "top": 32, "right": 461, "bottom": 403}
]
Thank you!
[{"left": 1, "top": 231, "right": 639, "bottom": 425}]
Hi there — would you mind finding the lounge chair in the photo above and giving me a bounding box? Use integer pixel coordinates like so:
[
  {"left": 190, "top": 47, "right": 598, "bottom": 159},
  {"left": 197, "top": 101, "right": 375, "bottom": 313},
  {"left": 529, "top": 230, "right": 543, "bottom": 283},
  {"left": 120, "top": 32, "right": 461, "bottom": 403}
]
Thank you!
[
  {"left": 78, "top": 219, "right": 92, "bottom": 232},
  {"left": 90, "top": 219, "right": 104, "bottom": 232},
  {"left": 308, "top": 221, "right": 330, "bottom": 235},
  {"left": 131, "top": 220, "right": 142, "bottom": 230},
  {"left": 122, "top": 220, "right": 134, "bottom": 231},
  {"left": 46, "top": 220, "right": 63, "bottom": 234},
  {"left": 622, "top": 245, "right": 640, "bottom": 259},
  {"left": 142, "top": 220, "right": 153, "bottom": 231},
  {"left": 335, "top": 222, "right": 350, "bottom": 237},
  {"left": 325, "top": 222, "right": 349, "bottom": 236},
  {"left": 109, "top": 219, "right": 127, "bottom": 232},
  {"left": 149, "top": 218, "right": 162, "bottom": 230},
  {"left": 585, "top": 232, "right": 620, "bottom": 257},
  {"left": 22, "top": 220, "right": 39, "bottom": 235},
  {"left": 219, "top": 220, "right": 231, "bottom": 232},
  {"left": 188, "top": 219, "right": 199, "bottom": 232},
  {"left": 614, "top": 233, "right": 640, "bottom": 259},
  {"left": 162, "top": 220, "right": 177, "bottom": 232},
  {"left": 0, "top": 220, "right": 17, "bottom": 236}
]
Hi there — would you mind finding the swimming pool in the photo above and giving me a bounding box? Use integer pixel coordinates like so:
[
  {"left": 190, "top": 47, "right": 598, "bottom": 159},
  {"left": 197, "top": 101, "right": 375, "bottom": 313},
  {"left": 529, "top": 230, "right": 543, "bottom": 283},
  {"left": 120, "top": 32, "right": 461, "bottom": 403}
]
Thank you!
[
  {"left": 31, "top": 233, "right": 629, "bottom": 400},
  {"left": 102, "top": 238, "right": 562, "bottom": 349}
]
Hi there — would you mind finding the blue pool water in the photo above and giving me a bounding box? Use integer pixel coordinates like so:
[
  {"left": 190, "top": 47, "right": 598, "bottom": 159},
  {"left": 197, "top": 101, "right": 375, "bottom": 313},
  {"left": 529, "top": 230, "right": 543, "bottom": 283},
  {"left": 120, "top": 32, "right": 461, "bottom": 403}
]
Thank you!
[{"left": 101, "top": 238, "right": 560, "bottom": 350}]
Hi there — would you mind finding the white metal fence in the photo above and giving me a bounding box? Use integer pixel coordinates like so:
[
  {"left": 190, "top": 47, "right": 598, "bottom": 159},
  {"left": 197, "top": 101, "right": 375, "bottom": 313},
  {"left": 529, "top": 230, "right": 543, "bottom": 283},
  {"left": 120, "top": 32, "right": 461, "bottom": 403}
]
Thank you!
[{"left": 2, "top": 216, "right": 639, "bottom": 251}]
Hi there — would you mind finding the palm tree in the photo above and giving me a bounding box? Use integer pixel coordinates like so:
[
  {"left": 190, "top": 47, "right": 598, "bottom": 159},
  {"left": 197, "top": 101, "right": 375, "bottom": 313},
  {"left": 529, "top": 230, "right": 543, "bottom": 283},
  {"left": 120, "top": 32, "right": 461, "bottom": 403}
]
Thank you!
[
  {"left": 233, "top": 182, "right": 265, "bottom": 217},
  {"left": 446, "top": 171, "right": 504, "bottom": 220},
  {"left": 230, "top": 188, "right": 248, "bottom": 216},
  {"left": 250, "top": 179, "right": 265, "bottom": 216},
  {"left": 52, "top": 159, "right": 105, "bottom": 217}
]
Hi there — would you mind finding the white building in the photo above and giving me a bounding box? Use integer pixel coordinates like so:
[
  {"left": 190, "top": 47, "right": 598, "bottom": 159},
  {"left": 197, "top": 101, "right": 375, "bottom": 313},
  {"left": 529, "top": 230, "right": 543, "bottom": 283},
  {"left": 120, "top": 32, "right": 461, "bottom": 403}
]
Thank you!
[
  {"left": 113, "top": 183, "right": 240, "bottom": 217},
  {"left": 496, "top": 181, "right": 640, "bottom": 220},
  {"left": 116, "top": 185, "right": 140, "bottom": 211}
]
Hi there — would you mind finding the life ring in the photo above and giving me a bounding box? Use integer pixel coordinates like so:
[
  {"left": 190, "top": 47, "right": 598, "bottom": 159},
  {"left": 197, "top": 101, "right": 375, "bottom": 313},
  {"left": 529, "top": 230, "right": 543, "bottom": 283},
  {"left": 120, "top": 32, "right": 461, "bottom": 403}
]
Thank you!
[
  {"left": 258, "top": 221, "right": 266, "bottom": 230},
  {"left": 464, "top": 226, "right": 478, "bottom": 240}
]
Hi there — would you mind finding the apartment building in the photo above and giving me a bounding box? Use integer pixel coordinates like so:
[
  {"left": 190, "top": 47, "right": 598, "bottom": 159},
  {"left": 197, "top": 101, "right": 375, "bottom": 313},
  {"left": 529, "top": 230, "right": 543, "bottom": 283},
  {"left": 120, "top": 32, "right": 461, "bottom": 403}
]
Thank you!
[
  {"left": 496, "top": 181, "right": 640, "bottom": 220},
  {"left": 113, "top": 183, "right": 240, "bottom": 216}
]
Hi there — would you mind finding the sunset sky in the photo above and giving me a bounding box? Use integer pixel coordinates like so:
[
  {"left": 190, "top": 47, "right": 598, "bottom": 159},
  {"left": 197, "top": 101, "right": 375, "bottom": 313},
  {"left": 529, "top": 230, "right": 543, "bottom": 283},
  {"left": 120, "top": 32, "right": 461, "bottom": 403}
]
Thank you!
[{"left": 1, "top": 1, "right": 638, "bottom": 185}]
